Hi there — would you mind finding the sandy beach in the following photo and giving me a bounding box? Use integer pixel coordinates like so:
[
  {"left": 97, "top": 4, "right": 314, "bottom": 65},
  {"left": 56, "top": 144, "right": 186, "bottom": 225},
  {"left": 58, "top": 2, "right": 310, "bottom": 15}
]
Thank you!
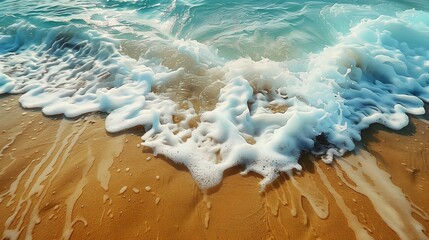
[
  {"left": 1, "top": 1, "right": 429, "bottom": 239},
  {"left": 0, "top": 94, "right": 428, "bottom": 239}
]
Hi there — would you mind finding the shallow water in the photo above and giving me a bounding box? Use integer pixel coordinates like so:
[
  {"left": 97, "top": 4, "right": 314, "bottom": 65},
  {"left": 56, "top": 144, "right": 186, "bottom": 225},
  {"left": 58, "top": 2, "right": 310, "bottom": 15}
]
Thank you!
[{"left": 1, "top": 0, "right": 429, "bottom": 190}]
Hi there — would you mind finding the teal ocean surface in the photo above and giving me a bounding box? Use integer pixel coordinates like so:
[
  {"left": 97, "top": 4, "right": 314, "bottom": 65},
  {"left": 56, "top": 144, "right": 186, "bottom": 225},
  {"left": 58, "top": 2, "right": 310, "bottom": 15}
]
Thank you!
[{"left": 1, "top": 0, "right": 429, "bottom": 190}]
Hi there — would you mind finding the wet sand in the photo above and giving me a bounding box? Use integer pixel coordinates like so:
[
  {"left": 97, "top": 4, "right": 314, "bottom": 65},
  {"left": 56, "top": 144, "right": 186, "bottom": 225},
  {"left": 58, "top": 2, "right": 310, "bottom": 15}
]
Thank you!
[{"left": 0, "top": 94, "right": 428, "bottom": 240}]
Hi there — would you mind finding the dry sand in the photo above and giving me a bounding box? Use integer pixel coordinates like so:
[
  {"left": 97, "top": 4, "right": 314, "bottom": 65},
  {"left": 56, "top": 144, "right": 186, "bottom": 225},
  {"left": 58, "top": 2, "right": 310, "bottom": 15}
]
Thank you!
[{"left": 0, "top": 94, "right": 428, "bottom": 240}]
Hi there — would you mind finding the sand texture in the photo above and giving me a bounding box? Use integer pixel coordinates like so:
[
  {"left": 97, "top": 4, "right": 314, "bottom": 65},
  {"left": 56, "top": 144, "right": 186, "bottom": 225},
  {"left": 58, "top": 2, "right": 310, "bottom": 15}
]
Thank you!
[{"left": 1, "top": 95, "right": 429, "bottom": 240}]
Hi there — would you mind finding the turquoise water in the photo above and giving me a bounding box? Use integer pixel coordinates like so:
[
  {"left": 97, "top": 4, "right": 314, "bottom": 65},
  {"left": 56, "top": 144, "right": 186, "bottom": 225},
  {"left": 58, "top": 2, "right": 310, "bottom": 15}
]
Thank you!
[
  {"left": 1, "top": 0, "right": 427, "bottom": 60},
  {"left": 1, "top": 0, "right": 429, "bottom": 189}
]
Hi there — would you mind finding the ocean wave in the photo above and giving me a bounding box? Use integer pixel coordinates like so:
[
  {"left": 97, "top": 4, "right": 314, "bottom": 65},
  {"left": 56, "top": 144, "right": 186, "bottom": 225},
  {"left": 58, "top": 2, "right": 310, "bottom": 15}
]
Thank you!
[{"left": 1, "top": 7, "right": 429, "bottom": 190}]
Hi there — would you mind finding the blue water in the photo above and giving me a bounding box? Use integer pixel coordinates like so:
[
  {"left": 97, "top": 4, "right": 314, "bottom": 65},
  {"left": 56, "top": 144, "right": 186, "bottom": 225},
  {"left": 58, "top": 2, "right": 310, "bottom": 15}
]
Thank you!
[
  {"left": 2, "top": 0, "right": 426, "bottom": 60},
  {"left": 1, "top": 0, "right": 429, "bottom": 190}
]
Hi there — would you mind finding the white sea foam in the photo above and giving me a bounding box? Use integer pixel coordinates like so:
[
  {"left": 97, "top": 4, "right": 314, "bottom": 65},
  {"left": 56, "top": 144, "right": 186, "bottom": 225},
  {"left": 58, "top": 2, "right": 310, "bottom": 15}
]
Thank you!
[{"left": 1, "top": 10, "right": 429, "bottom": 190}]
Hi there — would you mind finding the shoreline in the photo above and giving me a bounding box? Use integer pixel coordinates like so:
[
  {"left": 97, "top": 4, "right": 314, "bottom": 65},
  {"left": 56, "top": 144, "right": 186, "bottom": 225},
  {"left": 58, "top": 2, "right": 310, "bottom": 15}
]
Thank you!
[{"left": 0, "top": 94, "right": 428, "bottom": 239}]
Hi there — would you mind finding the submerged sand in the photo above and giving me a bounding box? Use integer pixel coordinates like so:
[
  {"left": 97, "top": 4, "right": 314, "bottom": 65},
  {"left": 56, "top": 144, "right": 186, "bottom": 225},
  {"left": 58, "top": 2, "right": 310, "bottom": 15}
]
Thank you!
[{"left": 0, "top": 94, "right": 428, "bottom": 239}]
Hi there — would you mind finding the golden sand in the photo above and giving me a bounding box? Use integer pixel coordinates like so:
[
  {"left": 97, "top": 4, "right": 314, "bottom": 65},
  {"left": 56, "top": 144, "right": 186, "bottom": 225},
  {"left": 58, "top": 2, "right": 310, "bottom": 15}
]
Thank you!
[{"left": 0, "top": 95, "right": 428, "bottom": 239}]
